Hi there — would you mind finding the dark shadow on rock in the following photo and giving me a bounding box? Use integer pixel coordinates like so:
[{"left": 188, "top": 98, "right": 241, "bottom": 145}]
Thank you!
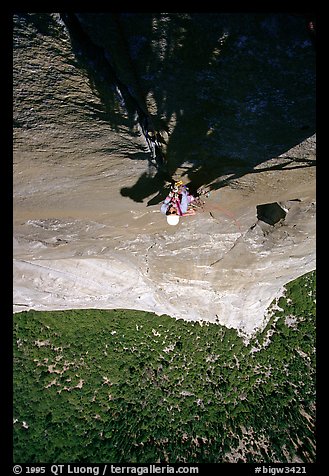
[
  {"left": 257, "top": 203, "right": 287, "bottom": 226},
  {"left": 60, "top": 12, "right": 140, "bottom": 133},
  {"left": 17, "top": 13, "right": 61, "bottom": 37},
  {"left": 120, "top": 170, "right": 172, "bottom": 204},
  {"left": 59, "top": 13, "right": 316, "bottom": 203}
]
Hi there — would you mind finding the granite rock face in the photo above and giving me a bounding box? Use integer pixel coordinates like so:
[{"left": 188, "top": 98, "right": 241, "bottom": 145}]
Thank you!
[{"left": 13, "top": 13, "right": 316, "bottom": 336}]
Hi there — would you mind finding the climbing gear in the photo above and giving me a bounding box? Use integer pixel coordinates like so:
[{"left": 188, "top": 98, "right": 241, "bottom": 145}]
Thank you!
[
  {"left": 175, "top": 180, "right": 183, "bottom": 187},
  {"left": 142, "top": 120, "right": 167, "bottom": 168}
]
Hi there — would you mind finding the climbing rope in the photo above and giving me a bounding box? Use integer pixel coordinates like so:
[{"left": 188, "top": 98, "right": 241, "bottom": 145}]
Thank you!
[{"left": 208, "top": 203, "right": 242, "bottom": 232}]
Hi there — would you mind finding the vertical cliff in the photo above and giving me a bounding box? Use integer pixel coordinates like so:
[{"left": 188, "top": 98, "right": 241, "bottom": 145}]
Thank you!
[{"left": 13, "top": 13, "right": 315, "bottom": 336}]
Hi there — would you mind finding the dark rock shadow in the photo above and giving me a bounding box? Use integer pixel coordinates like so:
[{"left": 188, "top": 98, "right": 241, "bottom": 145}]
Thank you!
[
  {"left": 120, "top": 170, "right": 172, "bottom": 204},
  {"left": 59, "top": 13, "right": 316, "bottom": 204}
]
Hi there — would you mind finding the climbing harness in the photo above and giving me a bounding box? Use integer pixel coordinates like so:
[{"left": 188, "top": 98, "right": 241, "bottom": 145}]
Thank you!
[{"left": 167, "top": 181, "right": 208, "bottom": 214}]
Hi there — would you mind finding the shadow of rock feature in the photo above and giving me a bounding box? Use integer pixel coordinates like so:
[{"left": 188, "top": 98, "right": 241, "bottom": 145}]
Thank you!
[
  {"left": 59, "top": 13, "right": 315, "bottom": 202},
  {"left": 257, "top": 202, "right": 287, "bottom": 226}
]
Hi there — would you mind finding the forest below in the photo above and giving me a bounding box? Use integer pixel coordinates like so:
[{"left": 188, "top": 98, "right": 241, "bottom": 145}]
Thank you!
[{"left": 13, "top": 271, "right": 315, "bottom": 463}]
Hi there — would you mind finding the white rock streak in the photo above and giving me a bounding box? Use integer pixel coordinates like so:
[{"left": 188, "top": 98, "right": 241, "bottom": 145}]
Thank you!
[{"left": 13, "top": 188, "right": 315, "bottom": 337}]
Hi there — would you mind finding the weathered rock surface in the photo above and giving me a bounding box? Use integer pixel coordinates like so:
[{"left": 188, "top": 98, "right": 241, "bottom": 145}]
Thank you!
[{"left": 13, "top": 13, "right": 316, "bottom": 337}]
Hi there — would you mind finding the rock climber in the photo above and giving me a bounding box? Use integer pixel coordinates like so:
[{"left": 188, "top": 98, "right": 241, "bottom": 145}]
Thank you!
[{"left": 160, "top": 181, "right": 197, "bottom": 225}]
